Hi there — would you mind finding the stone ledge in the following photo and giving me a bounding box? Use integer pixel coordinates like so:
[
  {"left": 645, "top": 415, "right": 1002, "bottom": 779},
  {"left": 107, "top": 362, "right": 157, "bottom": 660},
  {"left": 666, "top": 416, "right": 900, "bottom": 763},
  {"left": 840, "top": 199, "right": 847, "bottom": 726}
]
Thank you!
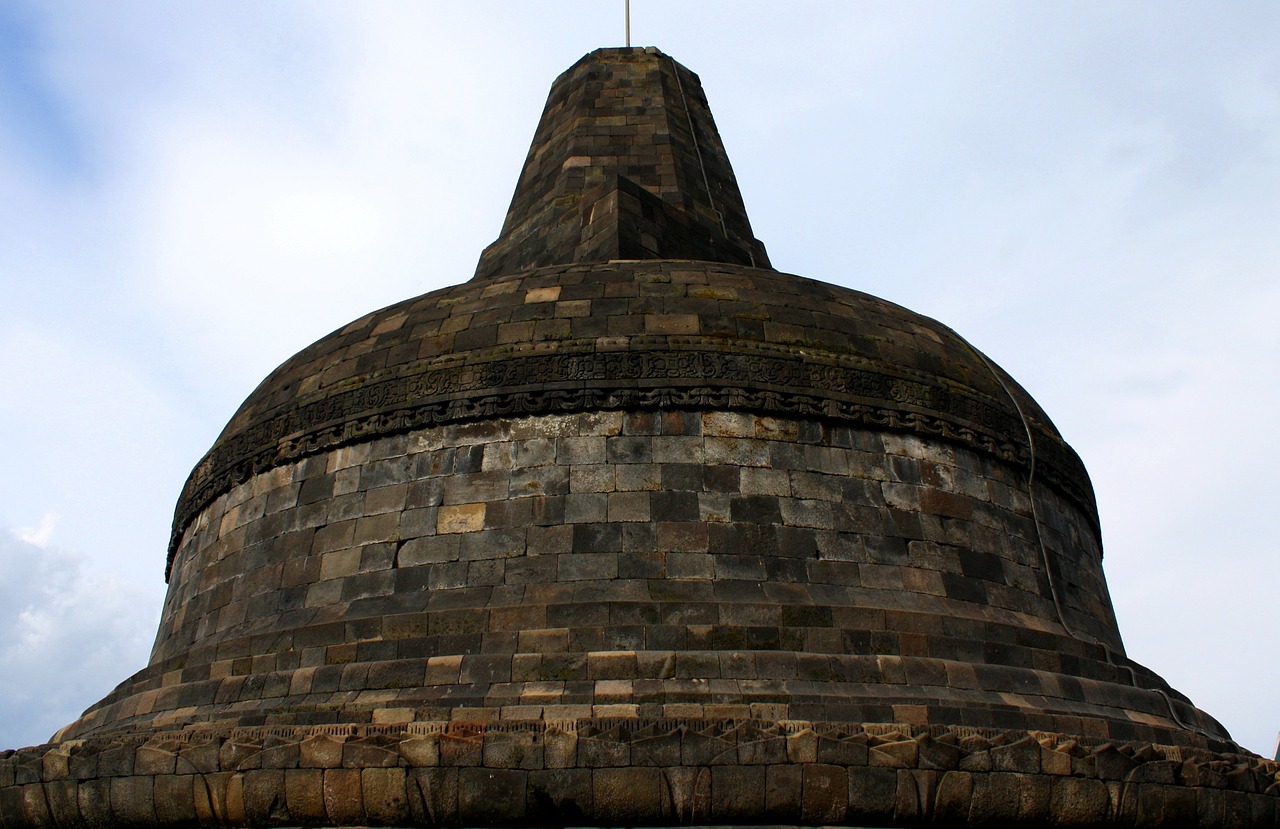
[{"left": 4, "top": 718, "right": 1276, "bottom": 828}]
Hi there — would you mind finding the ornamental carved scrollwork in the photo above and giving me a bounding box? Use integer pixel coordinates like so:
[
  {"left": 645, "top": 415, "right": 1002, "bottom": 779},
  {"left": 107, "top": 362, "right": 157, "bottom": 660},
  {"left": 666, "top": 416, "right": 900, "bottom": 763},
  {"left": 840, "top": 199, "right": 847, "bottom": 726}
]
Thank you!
[{"left": 168, "top": 345, "right": 1094, "bottom": 578}]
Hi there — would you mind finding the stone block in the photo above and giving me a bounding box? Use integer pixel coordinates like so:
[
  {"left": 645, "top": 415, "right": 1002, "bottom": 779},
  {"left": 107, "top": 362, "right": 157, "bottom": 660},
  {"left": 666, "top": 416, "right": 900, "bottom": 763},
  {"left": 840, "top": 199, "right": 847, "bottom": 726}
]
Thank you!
[
  {"left": 97, "top": 744, "right": 136, "bottom": 777},
  {"left": 578, "top": 729, "right": 630, "bottom": 768},
  {"left": 406, "top": 768, "right": 457, "bottom": 825},
  {"left": 801, "top": 763, "right": 848, "bottom": 823},
  {"left": 594, "top": 767, "right": 665, "bottom": 824},
  {"left": 362, "top": 768, "right": 409, "bottom": 825},
  {"left": 299, "top": 735, "right": 346, "bottom": 769},
  {"left": 571, "top": 523, "right": 622, "bottom": 553},
  {"left": 114, "top": 775, "right": 164, "bottom": 826},
  {"left": 917, "top": 733, "right": 962, "bottom": 770},
  {"left": 40, "top": 749, "right": 69, "bottom": 781},
  {"left": 711, "top": 764, "right": 766, "bottom": 820},
  {"left": 614, "top": 462, "right": 662, "bottom": 491},
  {"left": 459, "top": 768, "right": 527, "bottom": 824},
  {"left": 2, "top": 756, "right": 24, "bottom": 788},
  {"left": 650, "top": 490, "right": 699, "bottom": 522},
  {"left": 16, "top": 784, "right": 52, "bottom": 829},
  {"left": 558, "top": 436, "right": 606, "bottom": 465},
  {"left": 0, "top": 781, "right": 24, "bottom": 828},
  {"left": 870, "top": 738, "right": 918, "bottom": 768},
  {"left": 763, "top": 764, "right": 802, "bottom": 820},
  {"left": 76, "top": 778, "right": 112, "bottom": 829},
  {"left": 1222, "top": 790, "right": 1257, "bottom": 829},
  {"left": 483, "top": 729, "right": 545, "bottom": 770},
  {"left": 343, "top": 736, "right": 400, "bottom": 769},
  {"left": 634, "top": 767, "right": 689, "bottom": 823},
  {"left": 437, "top": 503, "right": 486, "bottom": 534},
  {"left": 225, "top": 774, "right": 249, "bottom": 825},
  {"left": 932, "top": 770, "right": 973, "bottom": 823},
  {"left": 816, "top": 731, "right": 870, "bottom": 766},
  {"left": 570, "top": 464, "right": 616, "bottom": 493},
  {"left": 283, "top": 768, "right": 325, "bottom": 823},
  {"left": 1016, "top": 772, "right": 1051, "bottom": 823},
  {"left": 242, "top": 769, "right": 286, "bottom": 824},
  {"left": 526, "top": 769, "right": 593, "bottom": 824},
  {"left": 321, "top": 768, "right": 364, "bottom": 825},
  {"left": 43, "top": 779, "right": 81, "bottom": 827},
  {"left": 527, "top": 524, "right": 572, "bottom": 555},
  {"left": 558, "top": 552, "right": 618, "bottom": 581},
  {"left": 438, "top": 730, "right": 483, "bottom": 767},
  {"left": 564, "top": 493, "right": 608, "bottom": 523},
  {"left": 894, "top": 769, "right": 939, "bottom": 824},
  {"left": 969, "top": 772, "right": 1022, "bottom": 825},
  {"left": 1093, "top": 744, "right": 1139, "bottom": 780},
  {"left": 543, "top": 729, "right": 578, "bottom": 770},
  {"left": 991, "top": 735, "right": 1041, "bottom": 774},
  {"left": 607, "top": 491, "right": 651, "bottom": 522},
  {"left": 1246, "top": 791, "right": 1277, "bottom": 828},
  {"left": 1041, "top": 744, "right": 1074, "bottom": 776}
]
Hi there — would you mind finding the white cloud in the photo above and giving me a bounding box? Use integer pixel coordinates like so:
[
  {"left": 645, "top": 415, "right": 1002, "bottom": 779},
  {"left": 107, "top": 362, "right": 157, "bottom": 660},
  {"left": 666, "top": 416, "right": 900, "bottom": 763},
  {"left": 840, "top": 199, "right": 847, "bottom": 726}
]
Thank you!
[
  {"left": 0, "top": 529, "right": 158, "bottom": 749},
  {"left": 14, "top": 510, "right": 57, "bottom": 547}
]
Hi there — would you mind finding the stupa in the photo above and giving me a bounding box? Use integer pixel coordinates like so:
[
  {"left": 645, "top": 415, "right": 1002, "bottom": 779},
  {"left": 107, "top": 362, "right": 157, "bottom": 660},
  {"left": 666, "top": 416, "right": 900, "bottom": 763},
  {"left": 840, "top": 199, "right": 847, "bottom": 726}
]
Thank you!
[{"left": 2, "top": 47, "right": 1277, "bottom": 828}]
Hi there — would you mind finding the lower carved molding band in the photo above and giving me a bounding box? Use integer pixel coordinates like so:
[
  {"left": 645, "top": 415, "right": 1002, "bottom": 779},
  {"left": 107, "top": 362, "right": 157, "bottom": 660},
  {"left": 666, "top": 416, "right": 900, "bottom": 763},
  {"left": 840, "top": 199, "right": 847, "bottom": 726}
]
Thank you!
[{"left": 4, "top": 718, "right": 1276, "bottom": 828}]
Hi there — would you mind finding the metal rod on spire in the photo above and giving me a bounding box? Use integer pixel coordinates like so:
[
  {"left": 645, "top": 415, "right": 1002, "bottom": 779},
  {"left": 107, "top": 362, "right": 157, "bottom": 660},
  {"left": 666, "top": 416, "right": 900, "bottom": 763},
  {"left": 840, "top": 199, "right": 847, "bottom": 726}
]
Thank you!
[{"left": 625, "top": 0, "right": 631, "bottom": 47}]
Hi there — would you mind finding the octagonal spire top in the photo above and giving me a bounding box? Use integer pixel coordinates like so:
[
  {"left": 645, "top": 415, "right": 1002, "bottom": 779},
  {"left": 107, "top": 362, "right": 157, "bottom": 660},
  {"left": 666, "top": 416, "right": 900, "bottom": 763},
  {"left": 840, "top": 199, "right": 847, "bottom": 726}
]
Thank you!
[{"left": 475, "top": 47, "right": 770, "bottom": 279}]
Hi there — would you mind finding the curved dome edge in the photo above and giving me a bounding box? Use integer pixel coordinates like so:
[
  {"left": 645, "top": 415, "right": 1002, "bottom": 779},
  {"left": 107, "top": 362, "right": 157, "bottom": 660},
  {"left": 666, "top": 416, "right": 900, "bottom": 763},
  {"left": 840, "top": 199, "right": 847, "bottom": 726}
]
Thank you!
[{"left": 166, "top": 261, "right": 1098, "bottom": 579}]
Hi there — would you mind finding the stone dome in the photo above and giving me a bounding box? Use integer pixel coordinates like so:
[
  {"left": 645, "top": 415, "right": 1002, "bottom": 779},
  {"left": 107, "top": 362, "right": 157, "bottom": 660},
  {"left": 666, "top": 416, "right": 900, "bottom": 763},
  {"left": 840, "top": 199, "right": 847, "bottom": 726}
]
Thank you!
[
  {"left": 61, "top": 253, "right": 1219, "bottom": 744},
  {"left": 3, "top": 46, "right": 1275, "bottom": 829}
]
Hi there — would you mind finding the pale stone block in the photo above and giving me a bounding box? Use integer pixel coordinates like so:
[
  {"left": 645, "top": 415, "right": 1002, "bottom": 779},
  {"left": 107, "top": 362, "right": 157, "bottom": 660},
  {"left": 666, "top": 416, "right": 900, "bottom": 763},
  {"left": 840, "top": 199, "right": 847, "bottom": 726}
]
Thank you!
[
  {"left": 319, "top": 548, "right": 361, "bottom": 581},
  {"left": 437, "top": 503, "right": 486, "bottom": 534},
  {"left": 525, "top": 286, "right": 561, "bottom": 303},
  {"left": 643, "top": 313, "right": 698, "bottom": 334}
]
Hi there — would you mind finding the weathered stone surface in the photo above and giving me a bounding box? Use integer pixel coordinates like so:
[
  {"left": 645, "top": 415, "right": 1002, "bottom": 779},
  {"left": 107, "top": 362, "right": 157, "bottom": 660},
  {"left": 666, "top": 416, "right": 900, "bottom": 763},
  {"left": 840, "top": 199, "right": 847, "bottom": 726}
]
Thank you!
[
  {"left": 241, "top": 770, "right": 286, "bottom": 825},
  {"left": 2, "top": 719, "right": 1279, "bottom": 826},
  {"left": 458, "top": 768, "right": 526, "bottom": 824},
  {"left": 299, "top": 735, "right": 345, "bottom": 769},
  {"left": 42, "top": 780, "right": 80, "bottom": 827},
  {"left": 848, "top": 766, "right": 898, "bottom": 826},
  {"left": 526, "top": 769, "right": 592, "bottom": 824},
  {"left": 361, "top": 768, "right": 409, "bottom": 825},
  {"left": 151, "top": 776, "right": 195, "bottom": 825},
  {"left": 320, "top": 768, "right": 362, "bottom": 825},
  {"left": 406, "top": 768, "right": 456, "bottom": 826},
  {"left": 109, "top": 775, "right": 156, "bottom": 827},
  {"left": 75, "top": 779, "right": 111, "bottom": 829},
  {"left": 283, "top": 768, "right": 325, "bottom": 823},
  {"left": 594, "top": 767, "right": 665, "bottom": 824},
  {"left": 934, "top": 770, "right": 974, "bottom": 823},
  {"left": 19, "top": 785, "right": 52, "bottom": 829},
  {"left": 474, "top": 49, "right": 769, "bottom": 281},
  {"left": 4, "top": 43, "right": 1275, "bottom": 829},
  {"left": 801, "top": 763, "right": 847, "bottom": 823}
]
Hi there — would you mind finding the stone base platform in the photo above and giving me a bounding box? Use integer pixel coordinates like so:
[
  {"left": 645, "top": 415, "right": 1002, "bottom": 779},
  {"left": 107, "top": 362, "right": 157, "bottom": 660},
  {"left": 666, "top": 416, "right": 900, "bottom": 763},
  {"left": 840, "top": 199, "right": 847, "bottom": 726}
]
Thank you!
[{"left": 3, "top": 718, "right": 1277, "bottom": 827}]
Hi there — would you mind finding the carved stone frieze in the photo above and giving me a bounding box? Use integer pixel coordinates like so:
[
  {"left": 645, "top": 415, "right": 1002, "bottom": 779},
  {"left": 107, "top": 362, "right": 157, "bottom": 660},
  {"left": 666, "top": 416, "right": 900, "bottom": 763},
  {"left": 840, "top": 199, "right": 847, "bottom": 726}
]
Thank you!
[
  {"left": 3, "top": 718, "right": 1275, "bottom": 829},
  {"left": 167, "top": 344, "right": 1095, "bottom": 577}
]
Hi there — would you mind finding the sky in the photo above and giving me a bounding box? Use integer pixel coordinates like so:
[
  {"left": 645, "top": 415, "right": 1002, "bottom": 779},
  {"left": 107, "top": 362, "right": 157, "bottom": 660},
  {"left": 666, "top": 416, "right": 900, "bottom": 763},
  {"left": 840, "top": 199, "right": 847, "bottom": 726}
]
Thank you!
[{"left": 0, "top": 1, "right": 1276, "bottom": 756}]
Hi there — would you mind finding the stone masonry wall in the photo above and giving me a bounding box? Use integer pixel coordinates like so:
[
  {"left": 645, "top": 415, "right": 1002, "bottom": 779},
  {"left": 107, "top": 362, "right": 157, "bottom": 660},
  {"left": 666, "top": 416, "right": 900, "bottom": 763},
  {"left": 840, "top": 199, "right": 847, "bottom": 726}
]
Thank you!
[{"left": 59, "top": 411, "right": 1221, "bottom": 747}]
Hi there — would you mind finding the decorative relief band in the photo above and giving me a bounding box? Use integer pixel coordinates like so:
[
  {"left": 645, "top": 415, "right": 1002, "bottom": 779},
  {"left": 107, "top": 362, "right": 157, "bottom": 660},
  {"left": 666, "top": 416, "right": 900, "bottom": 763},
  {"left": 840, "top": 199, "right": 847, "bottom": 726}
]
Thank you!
[
  {"left": 3, "top": 717, "right": 1273, "bottom": 829},
  {"left": 168, "top": 347, "right": 1095, "bottom": 578}
]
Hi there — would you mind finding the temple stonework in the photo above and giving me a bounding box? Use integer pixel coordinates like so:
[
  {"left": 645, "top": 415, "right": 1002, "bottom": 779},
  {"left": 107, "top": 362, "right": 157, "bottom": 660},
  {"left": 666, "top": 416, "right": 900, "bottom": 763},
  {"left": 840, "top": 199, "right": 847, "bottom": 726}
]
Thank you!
[{"left": 2, "top": 47, "right": 1276, "bottom": 828}]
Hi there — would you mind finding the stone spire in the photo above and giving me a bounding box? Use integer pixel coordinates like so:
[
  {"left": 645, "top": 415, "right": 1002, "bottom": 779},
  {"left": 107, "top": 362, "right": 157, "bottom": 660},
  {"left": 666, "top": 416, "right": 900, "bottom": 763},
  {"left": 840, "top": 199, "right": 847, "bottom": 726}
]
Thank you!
[{"left": 474, "top": 47, "right": 769, "bottom": 279}]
